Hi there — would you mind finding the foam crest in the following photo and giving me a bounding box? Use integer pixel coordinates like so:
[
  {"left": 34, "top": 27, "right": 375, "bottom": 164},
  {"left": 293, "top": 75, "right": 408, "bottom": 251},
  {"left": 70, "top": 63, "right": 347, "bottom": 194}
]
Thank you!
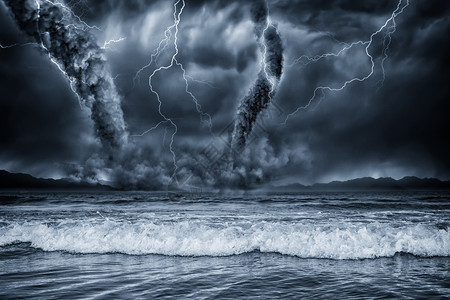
[{"left": 1, "top": 220, "right": 449, "bottom": 259}]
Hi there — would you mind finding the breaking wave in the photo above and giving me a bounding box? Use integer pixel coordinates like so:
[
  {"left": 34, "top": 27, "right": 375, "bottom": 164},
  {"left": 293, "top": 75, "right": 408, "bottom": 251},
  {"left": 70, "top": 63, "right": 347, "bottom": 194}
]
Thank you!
[{"left": 1, "top": 219, "right": 449, "bottom": 259}]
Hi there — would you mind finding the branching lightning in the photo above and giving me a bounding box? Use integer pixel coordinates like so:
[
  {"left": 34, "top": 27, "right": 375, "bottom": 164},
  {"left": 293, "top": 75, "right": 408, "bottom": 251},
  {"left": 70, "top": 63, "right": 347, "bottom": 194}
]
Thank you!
[
  {"left": 5, "top": 0, "right": 130, "bottom": 164},
  {"left": 134, "top": 0, "right": 213, "bottom": 183},
  {"left": 42, "top": 0, "right": 101, "bottom": 31},
  {"left": 134, "top": 0, "right": 213, "bottom": 129},
  {"left": 1, "top": 0, "right": 93, "bottom": 107},
  {"left": 5, "top": 0, "right": 125, "bottom": 112},
  {"left": 283, "top": 0, "right": 410, "bottom": 124},
  {"left": 290, "top": 40, "right": 368, "bottom": 67},
  {"left": 137, "top": 0, "right": 183, "bottom": 182},
  {"left": 34, "top": 0, "right": 85, "bottom": 108}
]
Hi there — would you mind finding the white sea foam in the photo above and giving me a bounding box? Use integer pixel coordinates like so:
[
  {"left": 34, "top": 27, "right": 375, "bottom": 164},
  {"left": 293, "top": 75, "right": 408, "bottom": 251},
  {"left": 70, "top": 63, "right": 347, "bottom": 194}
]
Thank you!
[{"left": 1, "top": 220, "right": 449, "bottom": 259}]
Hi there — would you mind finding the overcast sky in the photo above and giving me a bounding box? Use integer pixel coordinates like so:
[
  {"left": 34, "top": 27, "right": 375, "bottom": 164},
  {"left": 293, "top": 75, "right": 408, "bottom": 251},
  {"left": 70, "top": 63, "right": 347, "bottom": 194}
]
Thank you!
[{"left": 0, "top": 0, "right": 449, "bottom": 187}]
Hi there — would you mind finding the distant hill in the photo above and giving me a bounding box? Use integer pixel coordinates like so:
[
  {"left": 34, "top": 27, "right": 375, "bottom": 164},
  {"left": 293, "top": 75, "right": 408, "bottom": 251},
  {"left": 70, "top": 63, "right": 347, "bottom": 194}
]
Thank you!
[
  {"left": 2, "top": 169, "right": 449, "bottom": 191},
  {"left": 0, "top": 170, "right": 111, "bottom": 190},
  {"left": 275, "top": 176, "right": 450, "bottom": 191}
]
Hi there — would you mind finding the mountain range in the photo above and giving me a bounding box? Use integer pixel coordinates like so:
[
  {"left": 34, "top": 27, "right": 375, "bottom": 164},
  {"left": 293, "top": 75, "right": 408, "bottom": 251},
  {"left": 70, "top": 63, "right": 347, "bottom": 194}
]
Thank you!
[
  {"left": 1, "top": 170, "right": 450, "bottom": 191},
  {"left": 276, "top": 176, "right": 450, "bottom": 191},
  {"left": 0, "top": 170, "right": 111, "bottom": 190}
]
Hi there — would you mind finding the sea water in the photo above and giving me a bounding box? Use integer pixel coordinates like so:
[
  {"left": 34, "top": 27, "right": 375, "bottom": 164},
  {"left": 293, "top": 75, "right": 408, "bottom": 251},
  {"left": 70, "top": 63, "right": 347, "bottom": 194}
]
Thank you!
[{"left": 0, "top": 191, "right": 449, "bottom": 299}]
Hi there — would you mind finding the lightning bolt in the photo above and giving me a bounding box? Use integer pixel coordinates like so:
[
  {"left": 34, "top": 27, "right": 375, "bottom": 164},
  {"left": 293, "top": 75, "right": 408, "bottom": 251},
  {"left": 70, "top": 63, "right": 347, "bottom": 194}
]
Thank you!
[
  {"left": 290, "top": 40, "right": 369, "bottom": 67},
  {"left": 139, "top": 0, "right": 184, "bottom": 182},
  {"left": 1, "top": 1, "right": 91, "bottom": 50},
  {"left": 249, "top": 1, "right": 281, "bottom": 124},
  {"left": 134, "top": 0, "right": 213, "bottom": 129},
  {"left": 33, "top": 0, "right": 89, "bottom": 108},
  {"left": 377, "top": 7, "right": 402, "bottom": 90},
  {"left": 184, "top": 74, "right": 216, "bottom": 89},
  {"left": 24, "top": 0, "right": 124, "bottom": 111},
  {"left": 283, "top": 0, "right": 410, "bottom": 124},
  {"left": 42, "top": 0, "right": 101, "bottom": 31},
  {"left": 259, "top": 1, "right": 283, "bottom": 114},
  {"left": 262, "top": 18, "right": 277, "bottom": 93},
  {"left": 135, "top": 0, "right": 213, "bottom": 184},
  {"left": 0, "top": 42, "right": 38, "bottom": 49},
  {"left": 101, "top": 37, "right": 126, "bottom": 50},
  {"left": 133, "top": 18, "right": 175, "bottom": 87},
  {"left": 0, "top": 0, "right": 107, "bottom": 109},
  {"left": 131, "top": 120, "right": 168, "bottom": 138}
]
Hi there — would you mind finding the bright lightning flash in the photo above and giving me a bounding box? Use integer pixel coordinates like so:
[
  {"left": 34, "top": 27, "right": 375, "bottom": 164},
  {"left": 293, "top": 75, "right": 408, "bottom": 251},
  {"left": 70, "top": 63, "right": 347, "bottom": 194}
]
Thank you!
[{"left": 101, "top": 37, "right": 126, "bottom": 49}]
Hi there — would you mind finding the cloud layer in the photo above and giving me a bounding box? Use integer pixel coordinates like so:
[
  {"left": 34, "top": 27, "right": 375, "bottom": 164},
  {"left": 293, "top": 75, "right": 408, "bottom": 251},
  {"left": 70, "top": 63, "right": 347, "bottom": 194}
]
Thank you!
[{"left": 1, "top": 0, "right": 449, "bottom": 188}]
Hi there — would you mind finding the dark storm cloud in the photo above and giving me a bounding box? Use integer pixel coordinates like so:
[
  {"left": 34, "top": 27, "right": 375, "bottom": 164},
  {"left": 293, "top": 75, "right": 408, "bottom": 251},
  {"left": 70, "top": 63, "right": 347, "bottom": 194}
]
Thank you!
[
  {"left": 232, "top": 0, "right": 284, "bottom": 155},
  {"left": 273, "top": 0, "right": 450, "bottom": 183},
  {"left": 0, "top": 47, "right": 94, "bottom": 177},
  {"left": 72, "top": 0, "right": 240, "bottom": 24},
  {"left": 232, "top": 75, "right": 273, "bottom": 151},
  {"left": 1, "top": 0, "right": 449, "bottom": 188},
  {"left": 0, "top": 3, "right": 94, "bottom": 178},
  {"left": 250, "top": 0, "right": 268, "bottom": 37},
  {"left": 187, "top": 44, "right": 235, "bottom": 70},
  {"left": 3, "top": 0, "right": 128, "bottom": 157},
  {"left": 71, "top": 0, "right": 161, "bottom": 21},
  {"left": 263, "top": 25, "right": 283, "bottom": 78}
]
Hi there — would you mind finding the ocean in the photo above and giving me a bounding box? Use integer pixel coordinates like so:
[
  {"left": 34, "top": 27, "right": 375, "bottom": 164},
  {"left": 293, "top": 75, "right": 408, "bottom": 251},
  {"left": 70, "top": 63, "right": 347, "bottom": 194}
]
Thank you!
[{"left": 0, "top": 191, "right": 449, "bottom": 299}]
